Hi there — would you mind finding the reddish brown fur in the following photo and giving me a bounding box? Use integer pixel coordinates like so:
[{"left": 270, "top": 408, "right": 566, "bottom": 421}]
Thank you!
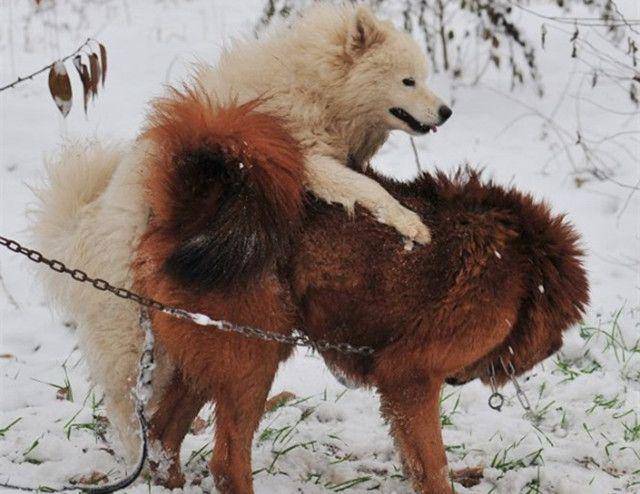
[
  {"left": 134, "top": 102, "right": 588, "bottom": 493},
  {"left": 143, "top": 89, "right": 304, "bottom": 227},
  {"left": 142, "top": 89, "right": 305, "bottom": 290},
  {"left": 296, "top": 170, "right": 588, "bottom": 389}
]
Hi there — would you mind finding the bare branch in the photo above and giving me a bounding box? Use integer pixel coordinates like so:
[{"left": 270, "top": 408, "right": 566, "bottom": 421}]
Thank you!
[
  {"left": 506, "top": 1, "right": 640, "bottom": 29},
  {"left": 0, "top": 38, "right": 93, "bottom": 92}
]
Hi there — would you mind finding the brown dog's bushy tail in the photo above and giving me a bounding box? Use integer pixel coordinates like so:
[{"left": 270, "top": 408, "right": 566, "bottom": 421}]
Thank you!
[{"left": 142, "top": 88, "right": 305, "bottom": 291}]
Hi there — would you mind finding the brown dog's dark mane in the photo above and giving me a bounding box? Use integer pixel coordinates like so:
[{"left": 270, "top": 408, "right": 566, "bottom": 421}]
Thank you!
[{"left": 417, "top": 169, "right": 588, "bottom": 383}]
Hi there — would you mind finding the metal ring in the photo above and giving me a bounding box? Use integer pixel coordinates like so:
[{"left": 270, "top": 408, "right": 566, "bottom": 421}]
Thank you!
[{"left": 488, "top": 392, "right": 504, "bottom": 411}]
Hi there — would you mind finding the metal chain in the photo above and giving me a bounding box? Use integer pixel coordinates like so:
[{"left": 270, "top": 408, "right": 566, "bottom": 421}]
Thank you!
[
  {"left": 500, "top": 357, "right": 532, "bottom": 413},
  {"left": 486, "top": 357, "right": 532, "bottom": 414},
  {"left": 0, "top": 233, "right": 377, "bottom": 492},
  {"left": 0, "top": 235, "right": 375, "bottom": 356}
]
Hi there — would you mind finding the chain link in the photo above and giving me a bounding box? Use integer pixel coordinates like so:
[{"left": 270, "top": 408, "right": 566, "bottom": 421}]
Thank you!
[
  {"left": 487, "top": 362, "right": 504, "bottom": 412},
  {"left": 0, "top": 235, "right": 375, "bottom": 356},
  {"left": 500, "top": 357, "right": 532, "bottom": 413}
]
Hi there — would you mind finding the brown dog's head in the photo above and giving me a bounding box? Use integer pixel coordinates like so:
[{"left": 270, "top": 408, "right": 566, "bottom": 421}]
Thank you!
[
  {"left": 446, "top": 336, "right": 565, "bottom": 388},
  {"left": 428, "top": 171, "right": 590, "bottom": 387}
]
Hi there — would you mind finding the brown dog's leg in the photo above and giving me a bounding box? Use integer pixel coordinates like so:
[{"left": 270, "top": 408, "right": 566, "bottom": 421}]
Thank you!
[
  {"left": 148, "top": 374, "right": 207, "bottom": 488},
  {"left": 209, "top": 355, "right": 280, "bottom": 494},
  {"left": 378, "top": 374, "right": 453, "bottom": 494},
  {"left": 140, "top": 278, "right": 294, "bottom": 492}
]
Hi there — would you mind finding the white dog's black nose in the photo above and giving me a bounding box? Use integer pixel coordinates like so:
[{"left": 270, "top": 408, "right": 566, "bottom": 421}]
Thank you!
[{"left": 438, "top": 105, "right": 452, "bottom": 123}]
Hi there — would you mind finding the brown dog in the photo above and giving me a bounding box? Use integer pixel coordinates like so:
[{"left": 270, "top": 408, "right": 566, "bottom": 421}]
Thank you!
[{"left": 133, "top": 91, "right": 589, "bottom": 493}]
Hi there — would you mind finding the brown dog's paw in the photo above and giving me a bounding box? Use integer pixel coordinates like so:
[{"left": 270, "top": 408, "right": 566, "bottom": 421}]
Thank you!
[
  {"left": 152, "top": 467, "right": 186, "bottom": 490},
  {"left": 161, "top": 474, "right": 186, "bottom": 490},
  {"left": 149, "top": 457, "right": 186, "bottom": 489}
]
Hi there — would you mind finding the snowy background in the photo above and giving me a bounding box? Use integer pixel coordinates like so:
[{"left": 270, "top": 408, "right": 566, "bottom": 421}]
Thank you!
[{"left": 1, "top": 1, "right": 638, "bottom": 493}]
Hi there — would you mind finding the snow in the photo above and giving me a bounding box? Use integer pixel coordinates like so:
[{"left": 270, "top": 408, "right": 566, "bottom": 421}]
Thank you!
[{"left": 1, "top": 0, "right": 638, "bottom": 493}]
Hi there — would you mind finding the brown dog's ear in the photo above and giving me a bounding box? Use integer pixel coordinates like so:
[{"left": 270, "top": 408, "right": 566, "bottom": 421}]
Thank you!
[{"left": 346, "top": 6, "right": 385, "bottom": 57}]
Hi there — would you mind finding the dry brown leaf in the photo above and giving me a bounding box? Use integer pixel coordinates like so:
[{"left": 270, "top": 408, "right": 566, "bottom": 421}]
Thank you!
[
  {"left": 95, "top": 415, "right": 110, "bottom": 427},
  {"left": 72, "top": 55, "right": 83, "bottom": 78},
  {"left": 69, "top": 471, "right": 108, "bottom": 485},
  {"left": 574, "top": 176, "right": 589, "bottom": 188},
  {"left": 190, "top": 416, "right": 208, "bottom": 434},
  {"left": 264, "top": 391, "right": 297, "bottom": 413},
  {"left": 72, "top": 55, "right": 91, "bottom": 114},
  {"left": 48, "top": 61, "right": 72, "bottom": 117},
  {"left": 98, "top": 446, "right": 115, "bottom": 456},
  {"left": 450, "top": 466, "right": 484, "bottom": 488},
  {"left": 99, "top": 43, "right": 107, "bottom": 86},
  {"left": 88, "top": 53, "right": 100, "bottom": 97},
  {"left": 56, "top": 386, "right": 72, "bottom": 401},
  {"left": 81, "top": 65, "right": 91, "bottom": 112},
  {"left": 0, "top": 353, "right": 15, "bottom": 359}
]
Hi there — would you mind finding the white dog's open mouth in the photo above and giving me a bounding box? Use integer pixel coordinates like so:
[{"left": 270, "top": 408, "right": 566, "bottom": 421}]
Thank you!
[{"left": 389, "top": 107, "right": 436, "bottom": 134}]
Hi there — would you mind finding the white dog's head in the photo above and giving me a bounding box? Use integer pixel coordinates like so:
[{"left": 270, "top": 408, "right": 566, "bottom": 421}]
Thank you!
[{"left": 341, "top": 6, "right": 452, "bottom": 135}]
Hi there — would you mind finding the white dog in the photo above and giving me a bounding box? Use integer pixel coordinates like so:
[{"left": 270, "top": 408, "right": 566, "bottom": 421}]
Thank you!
[
  {"left": 199, "top": 4, "right": 450, "bottom": 244},
  {"left": 31, "top": 4, "right": 451, "bottom": 460}
]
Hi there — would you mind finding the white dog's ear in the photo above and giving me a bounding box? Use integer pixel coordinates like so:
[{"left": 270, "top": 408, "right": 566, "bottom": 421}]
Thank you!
[{"left": 347, "top": 6, "right": 385, "bottom": 57}]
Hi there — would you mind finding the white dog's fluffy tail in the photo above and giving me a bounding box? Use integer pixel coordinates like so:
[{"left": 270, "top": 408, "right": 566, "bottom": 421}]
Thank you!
[
  {"left": 32, "top": 142, "right": 121, "bottom": 243},
  {"left": 30, "top": 141, "right": 124, "bottom": 311}
]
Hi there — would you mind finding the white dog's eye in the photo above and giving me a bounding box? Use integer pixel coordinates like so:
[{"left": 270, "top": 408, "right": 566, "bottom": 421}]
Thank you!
[{"left": 402, "top": 78, "right": 416, "bottom": 87}]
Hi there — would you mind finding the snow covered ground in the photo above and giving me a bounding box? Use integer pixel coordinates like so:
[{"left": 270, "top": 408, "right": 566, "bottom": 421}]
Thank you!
[{"left": 1, "top": 1, "right": 638, "bottom": 493}]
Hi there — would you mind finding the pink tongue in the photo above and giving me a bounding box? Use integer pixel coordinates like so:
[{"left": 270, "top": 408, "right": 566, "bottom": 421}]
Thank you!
[{"left": 432, "top": 126, "right": 438, "bottom": 133}]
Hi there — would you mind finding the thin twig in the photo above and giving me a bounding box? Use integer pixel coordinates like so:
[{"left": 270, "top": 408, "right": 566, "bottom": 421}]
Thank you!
[
  {"left": 0, "top": 38, "right": 93, "bottom": 92},
  {"left": 410, "top": 136, "right": 423, "bottom": 175},
  {"left": 608, "top": 0, "right": 640, "bottom": 36},
  {"left": 436, "top": 0, "right": 449, "bottom": 71},
  {"left": 0, "top": 263, "right": 19, "bottom": 310},
  {"left": 505, "top": 1, "right": 640, "bottom": 27},
  {"left": 617, "top": 178, "right": 640, "bottom": 222}
]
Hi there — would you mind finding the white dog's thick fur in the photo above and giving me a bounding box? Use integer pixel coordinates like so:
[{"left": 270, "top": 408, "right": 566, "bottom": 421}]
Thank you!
[
  {"left": 31, "top": 4, "right": 447, "bottom": 460},
  {"left": 31, "top": 141, "right": 174, "bottom": 459}
]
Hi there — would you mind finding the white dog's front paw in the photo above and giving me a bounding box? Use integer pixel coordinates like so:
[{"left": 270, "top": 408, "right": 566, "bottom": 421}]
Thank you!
[
  {"left": 401, "top": 212, "right": 432, "bottom": 245},
  {"left": 378, "top": 203, "right": 431, "bottom": 245}
]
